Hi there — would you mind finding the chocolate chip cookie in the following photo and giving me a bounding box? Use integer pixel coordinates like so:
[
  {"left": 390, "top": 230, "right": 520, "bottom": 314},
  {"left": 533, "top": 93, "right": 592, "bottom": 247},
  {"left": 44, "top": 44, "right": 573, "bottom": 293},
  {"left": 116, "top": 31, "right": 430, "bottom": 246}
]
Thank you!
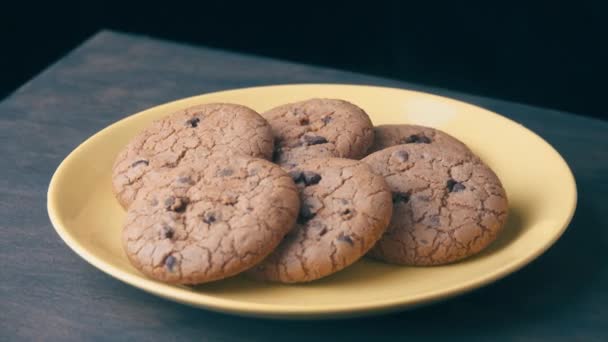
[
  {"left": 362, "top": 144, "right": 508, "bottom": 266},
  {"left": 112, "top": 103, "right": 274, "bottom": 208},
  {"left": 263, "top": 99, "right": 374, "bottom": 167},
  {"left": 249, "top": 158, "right": 392, "bottom": 283},
  {"left": 122, "top": 154, "right": 299, "bottom": 284},
  {"left": 369, "top": 124, "right": 470, "bottom": 154}
]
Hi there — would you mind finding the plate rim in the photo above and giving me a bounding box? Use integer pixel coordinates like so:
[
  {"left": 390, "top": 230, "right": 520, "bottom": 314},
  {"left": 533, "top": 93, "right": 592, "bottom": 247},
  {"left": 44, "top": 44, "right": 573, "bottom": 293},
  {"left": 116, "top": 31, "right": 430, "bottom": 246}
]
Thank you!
[{"left": 47, "top": 83, "right": 578, "bottom": 319}]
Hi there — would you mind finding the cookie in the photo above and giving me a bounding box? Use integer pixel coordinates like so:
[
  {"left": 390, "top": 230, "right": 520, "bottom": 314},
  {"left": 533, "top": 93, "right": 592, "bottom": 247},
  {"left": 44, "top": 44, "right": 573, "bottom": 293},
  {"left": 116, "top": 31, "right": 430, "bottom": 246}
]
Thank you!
[
  {"left": 112, "top": 103, "right": 274, "bottom": 208},
  {"left": 362, "top": 144, "right": 508, "bottom": 266},
  {"left": 263, "top": 99, "right": 374, "bottom": 167},
  {"left": 369, "top": 124, "right": 471, "bottom": 154},
  {"left": 122, "top": 154, "right": 300, "bottom": 284},
  {"left": 249, "top": 158, "right": 392, "bottom": 283}
]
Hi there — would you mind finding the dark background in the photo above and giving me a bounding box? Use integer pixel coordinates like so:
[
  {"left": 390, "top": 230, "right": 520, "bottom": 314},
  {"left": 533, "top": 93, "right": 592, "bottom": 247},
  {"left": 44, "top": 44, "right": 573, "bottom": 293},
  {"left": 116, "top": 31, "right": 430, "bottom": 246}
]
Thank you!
[{"left": 1, "top": 1, "right": 607, "bottom": 119}]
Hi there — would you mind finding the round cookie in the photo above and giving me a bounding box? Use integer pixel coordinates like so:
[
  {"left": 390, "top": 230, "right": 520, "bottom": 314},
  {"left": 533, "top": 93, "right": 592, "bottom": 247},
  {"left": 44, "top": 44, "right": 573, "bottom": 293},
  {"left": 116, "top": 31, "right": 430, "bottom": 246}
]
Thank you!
[
  {"left": 112, "top": 103, "right": 274, "bottom": 208},
  {"left": 249, "top": 158, "right": 393, "bottom": 283},
  {"left": 362, "top": 144, "right": 508, "bottom": 266},
  {"left": 263, "top": 98, "right": 374, "bottom": 167},
  {"left": 369, "top": 124, "right": 471, "bottom": 154},
  {"left": 122, "top": 154, "right": 300, "bottom": 285}
]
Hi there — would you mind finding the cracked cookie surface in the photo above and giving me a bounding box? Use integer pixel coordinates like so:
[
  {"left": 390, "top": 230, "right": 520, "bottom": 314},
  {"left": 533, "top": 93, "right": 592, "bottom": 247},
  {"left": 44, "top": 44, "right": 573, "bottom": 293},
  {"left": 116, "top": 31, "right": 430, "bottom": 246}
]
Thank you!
[
  {"left": 112, "top": 103, "right": 274, "bottom": 208},
  {"left": 262, "top": 99, "right": 374, "bottom": 168},
  {"left": 122, "top": 154, "right": 299, "bottom": 284},
  {"left": 362, "top": 144, "right": 508, "bottom": 266},
  {"left": 369, "top": 124, "right": 471, "bottom": 154},
  {"left": 249, "top": 158, "right": 392, "bottom": 283}
]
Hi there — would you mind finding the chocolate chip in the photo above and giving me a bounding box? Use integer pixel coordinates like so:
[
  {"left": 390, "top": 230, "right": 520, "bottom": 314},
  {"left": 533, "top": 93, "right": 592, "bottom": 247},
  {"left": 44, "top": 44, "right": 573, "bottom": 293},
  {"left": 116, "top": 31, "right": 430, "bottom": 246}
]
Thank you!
[
  {"left": 321, "top": 116, "right": 332, "bottom": 124},
  {"left": 173, "top": 200, "right": 188, "bottom": 212},
  {"left": 447, "top": 179, "right": 466, "bottom": 192},
  {"left": 297, "top": 205, "right": 315, "bottom": 224},
  {"left": 392, "top": 192, "right": 410, "bottom": 203},
  {"left": 219, "top": 168, "right": 233, "bottom": 177},
  {"left": 203, "top": 212, "right": 216, "bottom": 224},
  {"left": 340, "top": 207, "right": 355, "bottom": 220},
  {"left": 186, "top": 117, "right": 200, "bottom": 128},
  {"left": 131, "top": 160, "right": 149, "bottom": 168},
  {"left": 337, "top": 234, "right": 354, "bottom": 246},
  {"left": 161, "top": 225, "right": 174, "bottom": 239},
  {"left": 319, "top": 227, "right": 328, "bottom": 236},
  {"left": 453, "top": 183, "right": 466, "bottom": 192},
  {"left": 165, "top": 255, "right": 176, "bottom": 271},
  {"left": 419, "top": 136, "right": 432, "bottom": 143},
  {"left": 402, "top": 134, "right": 431, "bottom": 144},
  {"left": 420, "top": 239, "right": 428, "bottom": 244},
  {"left": 177, "top": 176, "right": 193, "bottom": 184},
  {"left": 302, "top": 135, "right": 328, "bottom": 146},
  {"left": 288, "top": 170, "right": 304, "bottom": 183},
  {"left": 394, "top": 150, "right": 409, "bottom": 162},
  {"left": 298, "top": 117, "right": 310, "bottom": 125},
  {"left": 165, "top": 196, "right": 188, "bottom": 212},
  {"left": 289, "top": 170, "right": 321, "bottom": 186},
  {"left": 302, "top": 171, "right": 321, "bottom": 186}
]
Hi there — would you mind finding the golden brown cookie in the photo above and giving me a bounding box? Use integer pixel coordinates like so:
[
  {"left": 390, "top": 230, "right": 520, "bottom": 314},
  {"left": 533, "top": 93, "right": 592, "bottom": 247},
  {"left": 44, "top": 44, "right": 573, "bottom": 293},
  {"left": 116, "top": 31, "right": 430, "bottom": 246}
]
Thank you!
[
  {"left": 122, "top": 154, "right": 299, "bottom": 284},
  {"left": 249, "top": 158, "right": 392, "bottom": 283},
  {"left": 263, "top": 99, "right": 374, "bottom": 168},
  {"left": 369, "top": 124, "right": 471, "bottom": 154},
  {"left": 112, "top": 103, "right": 274, "bottom": 208},
  {"left": 362, "top": 144, "right": 508, "bottom": 266}
]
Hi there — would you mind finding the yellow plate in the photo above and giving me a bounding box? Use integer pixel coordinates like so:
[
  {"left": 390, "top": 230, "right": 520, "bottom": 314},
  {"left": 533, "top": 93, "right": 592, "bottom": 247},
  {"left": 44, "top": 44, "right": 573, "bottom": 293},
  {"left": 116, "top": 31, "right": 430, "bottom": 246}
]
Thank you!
[{"left": 47, "top": 84, "right": 577, "bottom": 319}]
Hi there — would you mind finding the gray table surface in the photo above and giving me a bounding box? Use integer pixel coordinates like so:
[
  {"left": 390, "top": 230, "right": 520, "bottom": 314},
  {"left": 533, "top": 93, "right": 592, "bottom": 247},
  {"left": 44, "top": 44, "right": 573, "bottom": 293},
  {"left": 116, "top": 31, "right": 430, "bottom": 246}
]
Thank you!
[{"left": 1, "top": 30, "right": 607, "bottom": 341}]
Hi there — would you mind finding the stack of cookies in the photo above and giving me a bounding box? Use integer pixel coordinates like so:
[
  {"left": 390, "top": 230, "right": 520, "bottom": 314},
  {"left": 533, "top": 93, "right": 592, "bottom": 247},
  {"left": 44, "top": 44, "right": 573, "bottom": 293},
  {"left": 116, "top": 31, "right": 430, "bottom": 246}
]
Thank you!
[{"left": 113, "top": 99, "right": 508, "bottom": 285}]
